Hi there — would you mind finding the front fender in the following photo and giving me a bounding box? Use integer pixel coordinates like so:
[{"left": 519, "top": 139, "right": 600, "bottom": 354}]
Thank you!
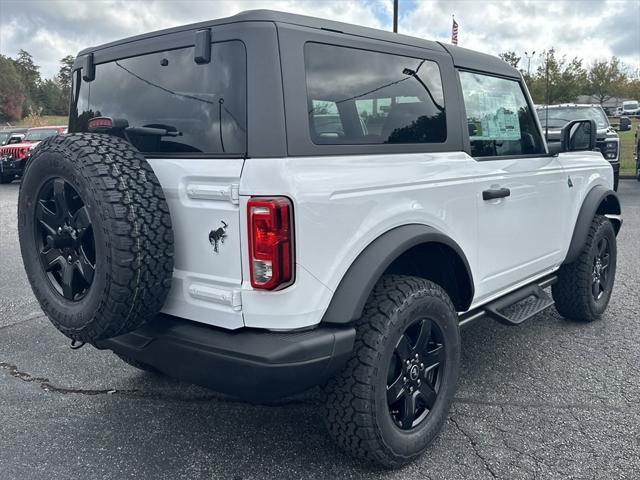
[{"left": 564, "top": 185, "right": 621, "bottom": 264}]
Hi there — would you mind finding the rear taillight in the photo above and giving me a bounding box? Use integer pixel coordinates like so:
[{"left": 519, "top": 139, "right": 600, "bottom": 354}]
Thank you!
[
  {"left": 247, "top": 197, "right": 294, "bottom": 290},
  {"left": 88, "top": 117, "right": 113, "bottom": 131}
]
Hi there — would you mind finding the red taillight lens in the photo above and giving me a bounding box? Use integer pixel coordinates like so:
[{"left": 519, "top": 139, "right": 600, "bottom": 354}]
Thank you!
[
  {"left": 88, "top": 117, "right": 113, "bottom": 131},
  {"left": 247, "top": 197, "right": 294, "bottom": 290}
]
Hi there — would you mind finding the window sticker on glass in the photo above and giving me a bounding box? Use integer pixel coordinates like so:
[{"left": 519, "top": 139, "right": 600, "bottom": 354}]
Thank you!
[
  {"left": 459, "top": 71, "right": 544, "bottom": 157},
  {"left": 472, "top": 93, "right": 521, "bottom": 141}
]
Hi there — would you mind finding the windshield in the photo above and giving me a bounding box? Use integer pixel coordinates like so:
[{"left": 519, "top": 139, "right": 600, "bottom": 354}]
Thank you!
[
  {"left": 623, "top": 101, "right": 638, "bottom": 110},
  {"left": 24, "top": 129, "right": 58, "bottom": 141},
  {"left": 0, "top": 132, "right": 10, "bottom": 145},
  {"left": 536, "top": 107, "right": 609, "bottom": 129}
]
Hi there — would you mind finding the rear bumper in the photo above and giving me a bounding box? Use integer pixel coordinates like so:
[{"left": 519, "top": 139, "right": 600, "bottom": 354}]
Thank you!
[{"left": 95, "top": 314, "right": 355, "bottom": 400}]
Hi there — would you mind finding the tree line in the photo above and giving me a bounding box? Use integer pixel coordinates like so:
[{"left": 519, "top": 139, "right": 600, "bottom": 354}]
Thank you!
[
  {"left": 499, "top": 50, "right": 640, "bottom": 106},
  {"left": 0, "top": 50, "right": 74, "bottom": 123}
]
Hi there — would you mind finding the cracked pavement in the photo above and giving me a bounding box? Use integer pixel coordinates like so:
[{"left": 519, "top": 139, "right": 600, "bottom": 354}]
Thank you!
[{"left": 1, "top": 181, "right": 639, "bottom": 480}]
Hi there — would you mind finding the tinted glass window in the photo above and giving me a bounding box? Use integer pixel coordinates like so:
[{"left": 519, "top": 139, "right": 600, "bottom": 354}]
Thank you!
[
  {"left": 536, "top": 106, "right": 609, "bottom": 129},
  {"left": 70, "top": 41, "right": 246, "bottom": 155},
  {"left": 459, "top": 71, "right": 544, "bottom": 157},
  {"left": 304, "top": 43, "right": 446, "bottom": 145}
]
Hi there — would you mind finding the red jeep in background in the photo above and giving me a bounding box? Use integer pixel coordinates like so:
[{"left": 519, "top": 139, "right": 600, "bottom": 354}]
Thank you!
[{"left": 0, "top": 126, "right": 66, "bottom": 184}]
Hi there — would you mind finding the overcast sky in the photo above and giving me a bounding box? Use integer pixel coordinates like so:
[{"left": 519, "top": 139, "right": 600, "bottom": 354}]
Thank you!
[{"left": 1, "top": 0, "right": 638, "bottom": 79}]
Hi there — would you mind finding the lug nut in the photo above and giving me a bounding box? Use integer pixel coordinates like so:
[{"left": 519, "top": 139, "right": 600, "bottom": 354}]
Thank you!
[
  {"left": 58, "top": 227, "right": 62, "bottom": 233},
  {"left": 415, "top": 353, "right": 419, "bottom": 359},
  {"left": 409, "top": 386, "right": 414, "bottom": 393},
  {"left": 403, "top": 377, "right": 408, "bottom": 383},
  {"left": 406, "top": 360, "right": 411, "bottom": 366},
  {"left": 420, "top": 363, "right": 424, "bottom": 369},
  {"left": 67, "top": 255, "right": 72, "bottom": 262},
  {"left": 417, "top": 379, "right": 421, "bottom": 385}
]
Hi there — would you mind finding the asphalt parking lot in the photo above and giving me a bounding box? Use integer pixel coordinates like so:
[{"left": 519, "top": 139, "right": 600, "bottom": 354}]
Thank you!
[{"left": 1, "top": 180, "right": 639, "bottom": 480}]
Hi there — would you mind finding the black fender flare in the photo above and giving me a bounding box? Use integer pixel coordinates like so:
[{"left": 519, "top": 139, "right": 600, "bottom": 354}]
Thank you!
[
  {"left": 564, "top": 185, "right": 622, "bottom": 264},
  {"left": 321, "top": 224, "right": 474, "bottom": 324}
]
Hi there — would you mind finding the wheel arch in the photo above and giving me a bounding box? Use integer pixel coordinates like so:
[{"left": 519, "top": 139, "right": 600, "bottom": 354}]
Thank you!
[
  {"left": 321, "top": 224, "right": 474, "bottom": 325},
  {"left": 564, "top": 185, "right": 622, "bottom": 265}
]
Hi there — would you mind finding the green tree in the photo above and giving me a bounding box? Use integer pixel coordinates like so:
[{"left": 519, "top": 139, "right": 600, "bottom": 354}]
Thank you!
[
  {"left": 588, "top": 57, "right": 626, "bottom": 105},
  {"left": 14, "top": 49, "right": 42, "bottom": 114},
  {"left": 38, "top": 79, "right": 62, "bottom": 115},
  {"left": 0, "top": 55, "right": 26, "bottom": 121},
  {"left": 57, "top": 55, "right": 75, "bottom": 91},
  {"left": 56, "top": 55, "right": 75, "bottom": 115},
  {"left": 499, "top": 51, "right": 521, "bottom": 69},
  {"left": 527, "top": 49, "right": 587, "bottom": 104}
]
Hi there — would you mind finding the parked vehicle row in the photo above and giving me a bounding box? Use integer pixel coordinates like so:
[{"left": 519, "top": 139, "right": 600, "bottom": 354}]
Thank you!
[
  {"left": 0, "top": 126, "right": 67, "bottom": 184},
  {"left": 0, "top": 128, "right": 27, "bottom": 146}
]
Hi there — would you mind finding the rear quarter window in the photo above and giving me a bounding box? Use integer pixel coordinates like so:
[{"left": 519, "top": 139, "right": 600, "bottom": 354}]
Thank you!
[
  {"left": 70, "top": 40, "right": 247, "bottom": 156},
  {"left": 304, "top": 42, "right": 446, "bottom": 145}
]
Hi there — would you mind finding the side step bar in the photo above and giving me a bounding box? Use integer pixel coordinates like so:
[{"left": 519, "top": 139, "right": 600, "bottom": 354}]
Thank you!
[{"left": 460, "top": 274, "right": 557, "bottom": 327}]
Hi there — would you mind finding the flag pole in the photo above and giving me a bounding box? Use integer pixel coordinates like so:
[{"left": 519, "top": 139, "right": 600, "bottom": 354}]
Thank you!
[{"left": 393, "top": 0, "right": 398, "bottom": 33}]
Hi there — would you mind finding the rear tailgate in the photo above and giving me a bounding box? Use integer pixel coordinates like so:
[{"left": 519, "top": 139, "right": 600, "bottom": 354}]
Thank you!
[{"left": 149, "top": 158, "right": 245, "bottom": 329}]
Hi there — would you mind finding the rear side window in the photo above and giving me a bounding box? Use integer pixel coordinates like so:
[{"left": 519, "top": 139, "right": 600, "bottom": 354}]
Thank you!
[
  {"left": 459, "top": 71, "right": 544, "bottom": 157},
  {"left": 304, "top": 43, "right": 446, "bottom": 145},
  {"left": 70, "top": 41, "right": 246, "bottom": 155}
]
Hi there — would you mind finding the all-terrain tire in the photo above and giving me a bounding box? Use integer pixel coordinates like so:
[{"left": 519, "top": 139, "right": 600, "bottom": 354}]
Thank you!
[
  {"left": 18, "top": 133, "right": 174, "bottom": 342},
  {"left": 552, "top": 215, "right": 616, "bottom": 322},
  {"left": 323, "top": 275, "right": 460, "bottom": 468}
]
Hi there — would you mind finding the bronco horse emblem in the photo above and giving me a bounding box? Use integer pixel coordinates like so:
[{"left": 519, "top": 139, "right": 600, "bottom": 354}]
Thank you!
[{"left": 209, "top": 221, "right": 228, "bottom": 253}]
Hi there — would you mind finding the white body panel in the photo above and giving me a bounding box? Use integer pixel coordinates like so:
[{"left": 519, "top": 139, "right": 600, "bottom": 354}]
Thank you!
[
  {"left": 148, "top": 158, "right": 245, "bottom": 329},
  {"left": 148, "top": 150, "right": 613, "bottom": 331},
  {"left": 472, "top": 155, "right": 569, "bottom": 303}
]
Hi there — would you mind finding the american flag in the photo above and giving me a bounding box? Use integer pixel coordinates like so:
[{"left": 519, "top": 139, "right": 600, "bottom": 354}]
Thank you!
[{"left": 451, "top": 17, "right": 459, "bottom": 45}]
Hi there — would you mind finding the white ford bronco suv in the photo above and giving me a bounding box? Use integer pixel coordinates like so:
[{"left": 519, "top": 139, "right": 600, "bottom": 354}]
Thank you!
[{"left": 18, "top": 11, "right": 622, "bottom": 468}]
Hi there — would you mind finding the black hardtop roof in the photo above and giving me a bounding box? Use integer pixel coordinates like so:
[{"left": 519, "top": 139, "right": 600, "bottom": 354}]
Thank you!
[
  {"left": 77, "top": 9, "right": 519, "bottom": 78},
  {"left": 78, "top": 9, "right": 443, "bottom": 55}
]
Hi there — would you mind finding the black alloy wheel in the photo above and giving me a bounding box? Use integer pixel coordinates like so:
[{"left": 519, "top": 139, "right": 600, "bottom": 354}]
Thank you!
[
  {"left": 19, "top": 133, "right": 174, "bottom": 342},
  {"left": 591, "top": 237, "right": 611, "bottom": 301},
  {"left": 387, "top": 318, "right": 445, "bottom": 430},
  {"left": 323, "top": 275, "right": 460, "bottom": 468},
  {"left": 35, "top": 177, "right": 96, "bottom": 301}
]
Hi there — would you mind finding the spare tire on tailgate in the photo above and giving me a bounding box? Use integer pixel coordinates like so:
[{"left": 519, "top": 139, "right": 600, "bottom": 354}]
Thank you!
[{"left": 18, "top": 133, "right": 174, "bottom": 343}]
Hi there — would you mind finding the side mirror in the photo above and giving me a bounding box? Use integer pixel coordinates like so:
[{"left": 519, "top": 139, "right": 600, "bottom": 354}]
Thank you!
[{"left": 562, "top": 119, "right": 596, "bottom": 152}]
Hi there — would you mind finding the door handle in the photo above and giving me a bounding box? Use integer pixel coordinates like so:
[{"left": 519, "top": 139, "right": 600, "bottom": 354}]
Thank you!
[{"left": 482, "top": 187, "right": 511, "bottom": 201}]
